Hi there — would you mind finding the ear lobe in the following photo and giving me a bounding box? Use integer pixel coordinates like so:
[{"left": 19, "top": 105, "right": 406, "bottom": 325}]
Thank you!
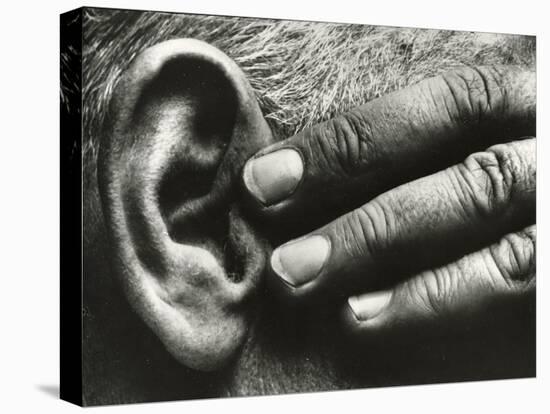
[{"left": 98, "top": 39, "right": 273, "bottom": 371}]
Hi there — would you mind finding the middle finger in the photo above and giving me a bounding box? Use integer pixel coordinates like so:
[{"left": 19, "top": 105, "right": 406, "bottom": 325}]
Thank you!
[{"left": 268, "top": 138, "right": 536, "bottom": 302}]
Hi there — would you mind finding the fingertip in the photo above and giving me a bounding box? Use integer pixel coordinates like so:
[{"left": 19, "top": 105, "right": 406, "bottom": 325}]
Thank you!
[
  {"left": 242, "top": 156, "right": 268, "bottom": 204},
  {"left": 341, "top": 298, "right": 364, "bottom": 335},
  {"left": 242, "top": 147, "right": 304, "bottom": 207},
  {"left": 341, "top": 291, "right": 395, "bottom": 342},
  {"left": 348, "top": 291, "right": 392, "bottom": 321},
  {"left": 269, "top": 235, "right": 331, "bottom": 287}
]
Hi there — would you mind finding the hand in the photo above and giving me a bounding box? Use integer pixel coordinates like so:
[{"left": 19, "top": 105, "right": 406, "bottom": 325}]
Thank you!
[{"left": 241, "top": 66, "right": 535, "bottom": 350}]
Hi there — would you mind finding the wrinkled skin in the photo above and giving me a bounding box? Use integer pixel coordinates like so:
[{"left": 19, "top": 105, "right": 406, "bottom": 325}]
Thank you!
[{"left": 78, "top": 9, "right": 536, "bottom": 406}]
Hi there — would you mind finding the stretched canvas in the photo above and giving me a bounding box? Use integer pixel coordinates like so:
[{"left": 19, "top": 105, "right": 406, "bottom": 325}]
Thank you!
[{"left": 60, "top": 6, "right": 536, "bottom": 406}]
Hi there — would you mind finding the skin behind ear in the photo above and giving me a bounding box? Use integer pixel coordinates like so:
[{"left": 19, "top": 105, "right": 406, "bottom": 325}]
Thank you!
[{"left": 98, "top": 39, "right": 274, "bottom": 371}]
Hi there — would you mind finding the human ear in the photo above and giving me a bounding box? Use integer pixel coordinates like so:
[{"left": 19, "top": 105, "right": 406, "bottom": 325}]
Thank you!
[{"left": 98, "top": 39, "right": 273, "bottom": 371}]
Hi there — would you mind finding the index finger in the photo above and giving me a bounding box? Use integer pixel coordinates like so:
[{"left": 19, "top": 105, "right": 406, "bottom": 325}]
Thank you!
[{"left": 241, "top": 66, "right": 535, "bottom": 230}]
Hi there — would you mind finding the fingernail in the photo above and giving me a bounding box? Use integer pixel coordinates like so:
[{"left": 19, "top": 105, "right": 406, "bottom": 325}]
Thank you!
[
  {"left": 348, "top": 291, "right": 392, "bottom": 321},
  {"left": 270, "top": 235, "right": 330, "bottom": 287},
  {"left": 243, "top": 148, "right": 303, "bottom": 206}
]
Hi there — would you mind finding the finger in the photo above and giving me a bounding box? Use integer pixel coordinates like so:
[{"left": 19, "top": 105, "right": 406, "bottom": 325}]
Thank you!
[
  {"left": 343, "top": 225, "right": 536, "bottom": 344},
  {"left": 268, "top": 138, "right": 535, "bottom": 300},
  {"left": 242, "top": 66, "right": 535, "bottom": 230}
]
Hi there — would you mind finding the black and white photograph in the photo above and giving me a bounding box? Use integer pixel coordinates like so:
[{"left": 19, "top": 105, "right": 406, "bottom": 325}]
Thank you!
[
  {"left": 59, "top": 6, "right": 538, "bottom": 406},
  {"left": 2, "top": 1, "right": 548, "bottom": 412}
]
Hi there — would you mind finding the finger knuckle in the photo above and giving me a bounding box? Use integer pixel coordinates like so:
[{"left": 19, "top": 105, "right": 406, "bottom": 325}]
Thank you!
[
  {"left": 439, "top": 65, "right": 507, "bottom": 122},
  {"left": 458, "top": 144, "right": 522, "bottom": 218},
  {"left": 405, "top": 270, "right": 448, "bottom": 317},
  {"left": 302, "top": 122, "right": 340, "bottom": 178},
  {"left": 346, "top": 200, "right": 393, "bottom": 258},
  {"left": 320, "top": 110, "right": 377, "bottom": 177},
  {"left": 488, "top": 227, "right": 536, "bottom": 293}
]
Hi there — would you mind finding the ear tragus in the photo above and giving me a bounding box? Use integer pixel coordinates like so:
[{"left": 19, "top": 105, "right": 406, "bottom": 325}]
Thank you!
[{"left": 98, "top": 39, "right": 273, "bottom": 371}]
